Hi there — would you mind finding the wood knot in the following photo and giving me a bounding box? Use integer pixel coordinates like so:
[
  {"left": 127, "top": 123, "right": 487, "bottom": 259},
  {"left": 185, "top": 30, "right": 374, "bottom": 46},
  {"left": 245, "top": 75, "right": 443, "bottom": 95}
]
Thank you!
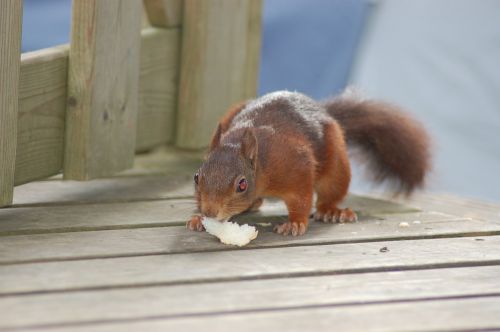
[{"left": 67, "top": 96, "right": 77, "bottom": 107}]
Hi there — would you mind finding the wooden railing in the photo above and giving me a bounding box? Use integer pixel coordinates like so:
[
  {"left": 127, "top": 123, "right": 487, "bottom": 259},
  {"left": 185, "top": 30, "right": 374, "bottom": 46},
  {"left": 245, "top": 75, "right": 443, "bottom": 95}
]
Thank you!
[{"left": 0, "top": 0, "right": 262, "bottom": 207}]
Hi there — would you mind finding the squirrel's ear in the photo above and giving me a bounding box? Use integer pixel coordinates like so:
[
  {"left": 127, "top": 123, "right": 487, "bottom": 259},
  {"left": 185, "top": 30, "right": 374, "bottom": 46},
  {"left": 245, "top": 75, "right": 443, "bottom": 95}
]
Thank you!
[
  {"left": 209, "top": 124, "right": 223, "bottom": 151},
  {"left": 241, "top": 128, "right": 258, "bottom": 166}
]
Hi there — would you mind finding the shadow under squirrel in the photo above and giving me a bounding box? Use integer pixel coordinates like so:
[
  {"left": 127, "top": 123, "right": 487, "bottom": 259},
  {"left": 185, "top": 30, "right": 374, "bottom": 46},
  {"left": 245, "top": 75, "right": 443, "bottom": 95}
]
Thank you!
[{"left": 187, "top": 90, "right": 431, "bottom": 236}]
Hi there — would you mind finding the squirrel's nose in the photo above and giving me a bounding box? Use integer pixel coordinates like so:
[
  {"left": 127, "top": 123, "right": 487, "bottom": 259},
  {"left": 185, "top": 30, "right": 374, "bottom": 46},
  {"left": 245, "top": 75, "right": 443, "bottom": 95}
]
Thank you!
[{"left": 203, "top": 206, "right": 219, "bottom": 218}]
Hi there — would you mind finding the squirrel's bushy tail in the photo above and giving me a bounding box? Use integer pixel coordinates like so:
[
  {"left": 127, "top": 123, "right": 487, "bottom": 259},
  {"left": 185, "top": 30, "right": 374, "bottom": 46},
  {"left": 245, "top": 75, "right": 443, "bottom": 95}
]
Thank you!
[{"left": 323, "top": 89, "right": 431, "bottom": 195}]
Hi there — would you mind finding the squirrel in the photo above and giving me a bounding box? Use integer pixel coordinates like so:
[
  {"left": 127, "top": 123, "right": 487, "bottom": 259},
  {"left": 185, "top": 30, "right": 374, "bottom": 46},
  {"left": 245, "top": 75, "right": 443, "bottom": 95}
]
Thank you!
[{"left": 187, "top": 89, "right": 431, "bottom": 236}]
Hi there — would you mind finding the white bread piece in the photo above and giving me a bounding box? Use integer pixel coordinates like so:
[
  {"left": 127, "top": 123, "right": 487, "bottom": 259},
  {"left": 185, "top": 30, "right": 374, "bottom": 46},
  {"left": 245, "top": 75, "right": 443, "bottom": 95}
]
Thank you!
[{"left": 202, "top": 217, "right": 258, "bottom": 247}]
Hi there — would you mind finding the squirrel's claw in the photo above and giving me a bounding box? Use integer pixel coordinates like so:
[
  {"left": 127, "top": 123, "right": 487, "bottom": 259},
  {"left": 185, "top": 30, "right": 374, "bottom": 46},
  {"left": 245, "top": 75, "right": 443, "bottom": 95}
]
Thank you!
[
  {"left": 314, "top": 208, "right": 357, "bottom": 223},
  {"left": 274, "top": 221, "right": 307, "bottom": 236},
  {"left": 187, "top": 215, "right": 205, "bottom": 232}
]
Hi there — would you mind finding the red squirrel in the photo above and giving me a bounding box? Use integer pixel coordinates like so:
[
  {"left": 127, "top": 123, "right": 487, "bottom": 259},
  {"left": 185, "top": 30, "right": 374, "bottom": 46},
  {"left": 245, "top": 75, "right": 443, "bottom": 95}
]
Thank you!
[{"left": 187, "top": 89, "right": 431, "bottom": 236}]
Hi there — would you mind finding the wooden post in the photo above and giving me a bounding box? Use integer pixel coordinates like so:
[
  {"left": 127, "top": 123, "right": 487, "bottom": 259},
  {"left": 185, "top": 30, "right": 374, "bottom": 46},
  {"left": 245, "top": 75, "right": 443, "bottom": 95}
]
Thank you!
[
  {"left": 244, "top": 0, "right": 263, "bottom": 99},
  {"left": 0, "top": 0, "right": 23, "bottom": 206},
  {"left": 143, "top": 0, "right": 183, "bottom": 28},
  {"left": 175, "top": 0, "right": 262, "bottom": 149},
  {"left": 64, "top": 0, "right": 142, "bottom": 180}
]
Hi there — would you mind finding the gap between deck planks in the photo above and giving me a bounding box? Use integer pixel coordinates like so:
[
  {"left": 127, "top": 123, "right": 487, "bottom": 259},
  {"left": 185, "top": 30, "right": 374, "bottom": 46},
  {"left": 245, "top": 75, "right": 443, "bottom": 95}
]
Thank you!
[
  {"left": 3, "top": 150, "right": 500, "bottom": 331},
  {"left": 1, "top": 212, "right": 497, "bottom": 265},
  {"left": 0, "top": 194, "right": 419, "bottom": 235},
  {"left": 10, "top": 146, "right": 202, "bottom": 207},
  {"left": 398, "top": 192, "right": 500, "bottom": 224},
  {"left": 1, "top": 265, "right": 500, "bottom": 330},
  {"left": 1, "top": 235, "right": 500, "bottom": 296}
]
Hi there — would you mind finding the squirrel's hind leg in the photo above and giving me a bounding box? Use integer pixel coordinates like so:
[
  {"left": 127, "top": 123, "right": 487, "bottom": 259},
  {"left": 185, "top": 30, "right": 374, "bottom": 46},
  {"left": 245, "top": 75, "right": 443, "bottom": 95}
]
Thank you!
[
  {"left": 270, "top": 137, "right": 315, "bottom": 236},
  {"left": 314, "top": 122, "right": 357, "bottom": 223}
]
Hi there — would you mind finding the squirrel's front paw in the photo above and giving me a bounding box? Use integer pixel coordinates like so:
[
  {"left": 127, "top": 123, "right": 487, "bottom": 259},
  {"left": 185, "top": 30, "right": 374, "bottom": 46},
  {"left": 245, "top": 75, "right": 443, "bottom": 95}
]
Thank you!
[
  {"left": 314, "top": 207, "right": 357, "bottom": 223},
  {"left": 274, "top": 221, "right": 307, "bottom": 236},
  {"left": 187, "top": 215, "right": 205, "bottom": 232}
]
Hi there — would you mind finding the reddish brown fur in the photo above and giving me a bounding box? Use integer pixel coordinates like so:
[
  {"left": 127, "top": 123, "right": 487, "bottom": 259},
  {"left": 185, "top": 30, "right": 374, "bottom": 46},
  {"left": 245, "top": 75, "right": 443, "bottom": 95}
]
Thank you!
[
  {"left": 313, "top": 121, "right": 357, "bottom": 223},
  {"left": 324, "top": 95, "right": 431, "bottom": 195},
  {"left": 187, "top": 91, "right": 431, "bottom": 236},
  {"left": 209, "top": 101, "right": 248, "bottom": 151}
]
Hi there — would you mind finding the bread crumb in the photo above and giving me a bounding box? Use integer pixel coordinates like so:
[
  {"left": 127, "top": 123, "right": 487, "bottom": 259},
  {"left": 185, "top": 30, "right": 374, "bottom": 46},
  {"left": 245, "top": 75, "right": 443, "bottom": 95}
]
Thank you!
[
  {"left": 413, "top": 220, "right": 421, "bottom": 224},
  {"left": 399, "top": 222, "right": 410, "bottom": 228},
  {"left": 202, "top": 217, "right": 258, "bottom": 247}
]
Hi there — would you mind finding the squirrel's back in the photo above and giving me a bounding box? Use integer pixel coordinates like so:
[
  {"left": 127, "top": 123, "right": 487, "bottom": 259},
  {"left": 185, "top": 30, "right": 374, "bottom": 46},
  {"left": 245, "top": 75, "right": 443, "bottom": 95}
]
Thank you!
[
  {"left": 227, "top": 91, "right": 331, "bottom": 158},
  {"left": 222, "top": 89, "right": 431, "bottom": 196}
]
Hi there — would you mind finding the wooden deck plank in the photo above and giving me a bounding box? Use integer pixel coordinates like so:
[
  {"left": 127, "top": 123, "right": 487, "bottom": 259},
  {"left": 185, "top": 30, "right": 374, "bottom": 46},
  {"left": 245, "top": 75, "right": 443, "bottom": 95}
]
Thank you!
[
  {"left": 1, "top": 214, "right": 494, "bottom": 264},
  {"left": 12, "top": 175, "right": 194, "bottom": 207},
  {"left": 0, "top": 199, "right": 194, "bottom": 235},
  {"left": 0, "top": 195, "right": 421, "bottom": 235},
  {"left": 1, "top": 236, "right": 499, "bottom": 295},
  {"left": 1, "top": 266, "right": 499, "bottom": 329},
  {"left": 405, "top": 193, "right": 500, "bottom": 224},
  {"left": 31, "top": 296, "right": 500, "bottom": 332},
  {"left": 12, "top": 149, "right": 199, "bottom": 206}
]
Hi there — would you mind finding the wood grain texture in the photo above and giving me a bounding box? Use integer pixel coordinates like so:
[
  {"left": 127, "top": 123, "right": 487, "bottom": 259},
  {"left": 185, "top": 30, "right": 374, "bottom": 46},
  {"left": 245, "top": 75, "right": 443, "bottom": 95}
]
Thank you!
[
  {"left": 400, "top": 192, "right": 500, "bottom": 224},
  {"left": 1, "top": 266, "right": 499, "bottom": 329},
  {"left": 136, "top": 27, "right": 181, "bottom": 151},
  {"left": 15, "top": 45, "right": 69, "bottom": 186},
  {"left": 143, "top": 0, "right": 183, "bottom": 27},
  {"left": 1, "top": 213, "right": 493, "bottom": 264},
  {"left": 12, "top": 28, "right": 181, "bottom": 186},
  {"left": 13, "top": 175, "right": 194, "bottom": 206},
  {"left": 1, "top": 236, "right": 499, "bottom": 295},
  {"left": 27, "top": 297, "right": 500, "bottom": 332},
  {"left": 0, "top": 199, "right": 195, "bottom": 236},
  {"left": 0, "top": 0, "right": 23, "bottom": 206},
  {"left": 0, "top": 196, "right": 429, "bottom": 236},
  {"left": 13, "top": 166, "right": 203, "bottom": 205},
  {"left": 64, "top": 0, "right": 142, "bottom": 180},
  {"left": 176, "top": 0, "right": 263, "bottom": 148},
  {"left": 244, "top": 0, "right": 262, "bottom": 98}
]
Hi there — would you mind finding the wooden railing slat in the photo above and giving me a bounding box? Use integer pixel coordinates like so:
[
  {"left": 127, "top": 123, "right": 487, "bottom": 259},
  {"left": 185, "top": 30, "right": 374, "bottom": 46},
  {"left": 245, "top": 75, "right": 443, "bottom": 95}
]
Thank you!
[
  {"left": 137, "top": 27, "right": 181, "bottom": 151},
  {"left": 175, "top": 0, "right": 263, "bottom": 149},
  {"left": 1, "top": 1, "right": 262, "bottom": 188},
  {"left": 244, "top": 0, "right": 263, "bottom": 98},
  {"left": 64, "top": 0, "right": 142, "bottom": 180},
  {"left": 15, "top": 46, "right": 69, "bottom": 185},
  {"left": 13, "top": 28, "right": 181, "bottom": 186},
  {"left": 0, "top": 0, "right": 23, "bottom": 206}
]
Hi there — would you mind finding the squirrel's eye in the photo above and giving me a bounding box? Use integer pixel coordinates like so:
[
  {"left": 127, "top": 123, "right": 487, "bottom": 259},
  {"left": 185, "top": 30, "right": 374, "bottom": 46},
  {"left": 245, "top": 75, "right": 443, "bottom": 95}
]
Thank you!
[
  {"left": 194, "top": 173, "right": 199, "bottom": 185},
  {"left": 237, "top": 178, "right": 247, "bottom": 192}
]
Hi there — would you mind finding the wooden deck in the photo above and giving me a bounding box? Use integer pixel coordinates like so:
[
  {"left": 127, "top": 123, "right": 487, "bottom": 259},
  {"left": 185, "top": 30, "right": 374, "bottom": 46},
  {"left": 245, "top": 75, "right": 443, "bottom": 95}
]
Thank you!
[{"left": 1, "top": 148, "right": 500, "bottom": 332}]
